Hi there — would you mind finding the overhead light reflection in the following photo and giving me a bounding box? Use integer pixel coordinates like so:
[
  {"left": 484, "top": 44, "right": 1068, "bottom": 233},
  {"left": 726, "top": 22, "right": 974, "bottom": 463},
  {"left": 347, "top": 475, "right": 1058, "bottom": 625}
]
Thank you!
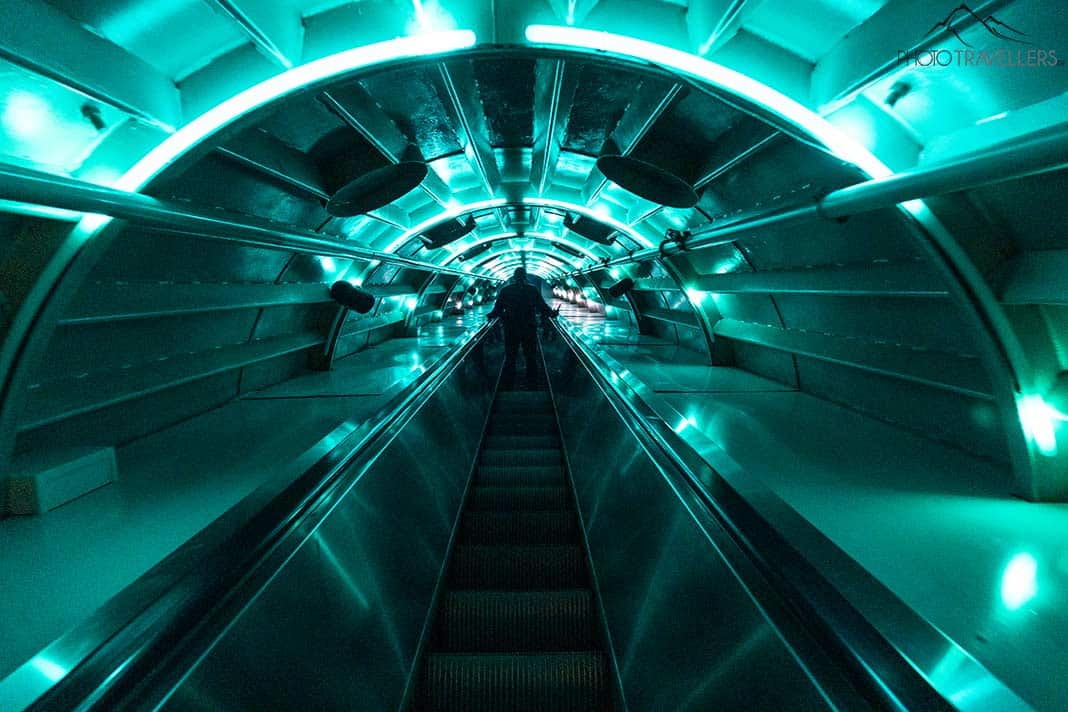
[
  {"left": 686, "top": 288, "right": 707, "bottom": 304},
  {"left": 1000, "top": 553, "right": 1038, "bottom": 610},
  {"left": 2, "top": 91, "right": 55, "bottom": 140},
  {"left": 1017, "top": 395, "right": 1065, "bottom": 456},
  {"left": 673, "top": 415, "right": 697, "bottom": 433},
  {"left": 30, "top": 656, "right": 68, "bottom": 683}
]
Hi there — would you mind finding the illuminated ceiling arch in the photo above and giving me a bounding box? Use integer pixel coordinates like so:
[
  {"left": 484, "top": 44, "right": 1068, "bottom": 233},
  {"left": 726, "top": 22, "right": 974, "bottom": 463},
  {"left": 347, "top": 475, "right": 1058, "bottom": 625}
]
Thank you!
[
  {"left": 473, "top": 250, "right": 575, "bottom": 280},
  {"left": 483, "top": 259, "right": 567, "bottom": 280},
  {"left": 3, "top": 5, "right": 1054, "bottom": 494},
  {"left": 441, "top": 233, "right": 607, "bottom": 266},
  {"left": 375, "top": 196, "right": 657, "bottom": 259},
  {"left": 472, "top": 253, "right": 579, "bottom": 278},
  {"left": 63, "top": 23, "right": 906, "bottom": 295}
]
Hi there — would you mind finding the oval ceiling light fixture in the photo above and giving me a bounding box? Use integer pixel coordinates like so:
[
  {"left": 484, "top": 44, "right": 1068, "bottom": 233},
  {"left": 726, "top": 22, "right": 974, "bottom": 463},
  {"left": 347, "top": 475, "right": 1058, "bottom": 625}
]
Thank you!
[
  {"left": 327, "top": 161, "right": 429, "bottom": 217},
  {"left": 329, "top": 280, "right": 377, "bottom": 313},
  {"left": 563, "top": 213, "right": 617, "bottom": 245},
  {"left": 420, "top": 215, "right": 477, "bottom": 248},
  {"left": 606, "top": 278, "right": 635, "bottom": 298},
  {"left": 64, "top": 31, "right": 479, "bottom": 258},
  {"left": 596, "top": 155, "right": 699, "bottom": 209}
]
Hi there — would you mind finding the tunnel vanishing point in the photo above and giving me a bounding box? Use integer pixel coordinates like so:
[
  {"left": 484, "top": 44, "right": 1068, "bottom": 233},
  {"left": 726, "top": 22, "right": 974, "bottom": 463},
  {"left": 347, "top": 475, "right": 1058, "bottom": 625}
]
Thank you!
[{"left": 0, "top": 1, "right": 1066, "bottom": 710}]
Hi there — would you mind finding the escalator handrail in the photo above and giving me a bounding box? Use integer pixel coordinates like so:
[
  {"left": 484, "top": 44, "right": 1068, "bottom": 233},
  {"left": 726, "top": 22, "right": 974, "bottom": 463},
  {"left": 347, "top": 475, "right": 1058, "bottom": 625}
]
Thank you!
[
  {"left": 10, "top": 321, "right": 495, "bottom": 712},
  {"left": 549, "top": 318, "right": 1031, "bottom": 712}
]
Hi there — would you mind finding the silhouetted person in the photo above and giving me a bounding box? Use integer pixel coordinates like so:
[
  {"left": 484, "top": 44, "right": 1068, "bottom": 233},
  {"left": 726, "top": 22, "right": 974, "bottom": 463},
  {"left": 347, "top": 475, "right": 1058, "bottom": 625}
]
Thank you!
[{"left": 488, "top": 267, "right": 555, "bottom": 387}]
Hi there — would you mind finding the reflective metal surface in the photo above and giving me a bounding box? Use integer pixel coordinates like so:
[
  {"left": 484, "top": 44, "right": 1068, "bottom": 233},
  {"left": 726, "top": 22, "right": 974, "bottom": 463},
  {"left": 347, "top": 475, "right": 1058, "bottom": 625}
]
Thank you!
[
  {"left": 547, "top": 318, "right": 1035, "bottom": 711},
  {"left": 2, "top": 2, "right": 1068, "bottom": 708},
  {"left": 157, "top": 336, "right": 498, "bottom": 710},
  {"left": 2, "top": 324, "right": 498, "bottom": 711},
  {"left": 543, "top": 331, "right": 858, "bottom": 711}
]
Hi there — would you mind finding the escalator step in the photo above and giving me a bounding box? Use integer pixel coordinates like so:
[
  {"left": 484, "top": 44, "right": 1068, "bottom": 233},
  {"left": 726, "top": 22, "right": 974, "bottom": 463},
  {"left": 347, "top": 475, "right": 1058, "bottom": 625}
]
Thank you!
[
  {"left": 449, "top": 545, "right": 586, "bottom": 588},
  {"left": 498, "top": 381, "right": 548, "bottom": 390},
  {"left": 491, "top": 410, "right": 554, "bottom": 422},
  {"left": 495, "top": 391, "right": 552, "bottom": 402},
  {"left": 480, "top": 449, "right": 561, "bottom": 468},
  {"left": 434, "top": 590, "right": 595, "bottom": 651},
  {"left": 487, "top": 420, "right": 556, "bottom": 436},
  {"left": 460, "top": 511, "right": 578, "bottom": 546},
  {"left": 467, "top": 486, "right": 571, "bottom": 511},
  {"left": 484, "top": 435, "right": 559, "bottom": 451},
  {"left": 419, "top": 652, "right": 609, "bottom": 712},
  {"left": 493, "top": 401, "right": 552, "bottom": 412},
  {"left": 476, "top": 465, "right": 565, "bottom": 486}
]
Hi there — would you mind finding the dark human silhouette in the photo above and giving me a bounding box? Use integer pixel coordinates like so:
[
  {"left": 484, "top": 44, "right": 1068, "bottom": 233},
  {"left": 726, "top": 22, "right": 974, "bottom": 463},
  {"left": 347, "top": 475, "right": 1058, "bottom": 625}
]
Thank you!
[{"left": 487, "top": 267, "right": 556, "bottom": 386}]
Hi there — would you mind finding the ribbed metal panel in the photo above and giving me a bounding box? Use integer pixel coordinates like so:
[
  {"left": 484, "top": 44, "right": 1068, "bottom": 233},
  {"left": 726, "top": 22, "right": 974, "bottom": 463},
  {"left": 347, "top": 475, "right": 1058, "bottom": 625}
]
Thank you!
[
  {"left": 449, "top": 545, "right": 586, "bottom": 589},
  {"left": 420, "top": 652, "right": 608, "bottom": 711},
  {"left": 475, "top": 465, "right": 565, "bottom": 487},
  {"left": 460, "top": 511, "right": 578, "bottom": 546},
  {"left": 465, "top": 486, "right": 571, "bottom": 511},
  {"left": 479, "top": 449, "right": 562, "bottom": 468},
  {"left": 435, "top": 591, "right": 595, "bottom": 651}
]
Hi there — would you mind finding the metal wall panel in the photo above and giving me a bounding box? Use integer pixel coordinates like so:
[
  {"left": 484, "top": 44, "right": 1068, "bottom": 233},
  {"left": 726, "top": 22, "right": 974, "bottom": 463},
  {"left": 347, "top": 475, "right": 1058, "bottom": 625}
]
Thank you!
[
  {"left": 736, "top": 209, "right": 924, "bottom": 270},
  {"left": 238, "top": 350, "right": 312, "bottom": 394},
  {"left": 795, "top": 355, "right": 1009, "bottom": 465},
  {"left": 727, "top": 338, "right": 798, "bottom": 386},
  {"left": 81, "top": 229, "right": 294, "bottom": 284},
  {"left": 15, "top": 372, "right": 237, "bottom": 454},
  {"left": 148, "top": 153, "right": 329, "bottom": 231},
  {"left": 35, "top": 310, "right": 260, "bottom": 377}
]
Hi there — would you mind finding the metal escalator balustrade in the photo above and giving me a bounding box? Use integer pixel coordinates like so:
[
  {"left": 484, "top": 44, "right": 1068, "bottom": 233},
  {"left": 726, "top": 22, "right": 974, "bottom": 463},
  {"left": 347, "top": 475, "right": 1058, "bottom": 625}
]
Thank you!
[
  {"left": 412, "top": 365, "right": 617, "bottom": 711},
  {"left": 4, "top": 323, "right": 498, "bottom": 712},
  {"left": 544, "top": 318, "right": 1033, "bottom": 711}
]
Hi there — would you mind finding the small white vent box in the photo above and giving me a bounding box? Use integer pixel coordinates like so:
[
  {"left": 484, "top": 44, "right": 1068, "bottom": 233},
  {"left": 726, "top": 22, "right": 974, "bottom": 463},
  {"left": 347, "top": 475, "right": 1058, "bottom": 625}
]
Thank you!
[{"left": 5, "top": 447, "right": 117, "bottom": 515}]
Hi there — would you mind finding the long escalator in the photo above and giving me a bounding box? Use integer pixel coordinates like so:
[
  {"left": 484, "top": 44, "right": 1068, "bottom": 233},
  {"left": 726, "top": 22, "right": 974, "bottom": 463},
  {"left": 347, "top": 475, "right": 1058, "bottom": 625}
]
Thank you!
[
  {"left": 7, "top": 324, "right": 996, "bottom": 711},
  {"left": 412, "top": 371, "right": 615, "bottom": 711}
]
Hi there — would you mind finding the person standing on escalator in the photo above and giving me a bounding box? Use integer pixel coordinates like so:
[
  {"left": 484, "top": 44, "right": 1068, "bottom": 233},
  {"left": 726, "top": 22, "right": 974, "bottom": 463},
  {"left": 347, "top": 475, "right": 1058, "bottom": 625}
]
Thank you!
[{"left": 487, "top": 267, "right": 557, "bottom": 387}]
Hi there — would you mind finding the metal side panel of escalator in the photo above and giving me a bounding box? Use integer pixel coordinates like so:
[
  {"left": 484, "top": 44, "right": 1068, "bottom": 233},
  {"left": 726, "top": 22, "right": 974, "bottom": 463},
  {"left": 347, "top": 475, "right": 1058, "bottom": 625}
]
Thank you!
[{"left": 10, "top": 326, "right": 502, "bottom": 712}]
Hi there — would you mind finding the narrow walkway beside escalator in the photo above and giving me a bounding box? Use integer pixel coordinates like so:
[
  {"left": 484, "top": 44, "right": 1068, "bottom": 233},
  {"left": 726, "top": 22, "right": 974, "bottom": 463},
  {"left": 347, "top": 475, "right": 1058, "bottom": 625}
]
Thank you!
[{"left": 412, "top": 367, "right": 615, "bottom": 711}]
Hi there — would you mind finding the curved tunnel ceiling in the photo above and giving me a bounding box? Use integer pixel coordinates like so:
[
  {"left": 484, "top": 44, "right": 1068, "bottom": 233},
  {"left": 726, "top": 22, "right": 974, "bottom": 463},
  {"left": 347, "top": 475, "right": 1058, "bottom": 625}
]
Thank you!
[{"left": 0, "top": 0, "right": 1066, "bottom": 505}]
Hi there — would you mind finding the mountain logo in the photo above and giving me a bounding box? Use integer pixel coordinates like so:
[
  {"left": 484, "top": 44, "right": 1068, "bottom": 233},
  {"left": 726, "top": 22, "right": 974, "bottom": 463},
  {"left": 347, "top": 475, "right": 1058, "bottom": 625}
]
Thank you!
[{"left": 926, "top": 3, "right": 1031, "bottom": 47}]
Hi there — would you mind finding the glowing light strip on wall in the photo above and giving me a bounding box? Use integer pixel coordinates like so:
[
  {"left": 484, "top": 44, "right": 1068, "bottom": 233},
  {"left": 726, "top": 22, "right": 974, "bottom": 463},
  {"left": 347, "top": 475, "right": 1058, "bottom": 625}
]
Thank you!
[{"left": 524, "top": 25, "right": 893, "bottom": 181}]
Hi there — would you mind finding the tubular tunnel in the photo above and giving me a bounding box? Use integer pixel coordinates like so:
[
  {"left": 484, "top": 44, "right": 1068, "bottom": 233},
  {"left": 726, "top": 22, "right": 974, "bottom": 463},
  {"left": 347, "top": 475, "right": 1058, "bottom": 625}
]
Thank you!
[{"left": 0, "top": 1, "right": 1067, "bottom": 709}]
